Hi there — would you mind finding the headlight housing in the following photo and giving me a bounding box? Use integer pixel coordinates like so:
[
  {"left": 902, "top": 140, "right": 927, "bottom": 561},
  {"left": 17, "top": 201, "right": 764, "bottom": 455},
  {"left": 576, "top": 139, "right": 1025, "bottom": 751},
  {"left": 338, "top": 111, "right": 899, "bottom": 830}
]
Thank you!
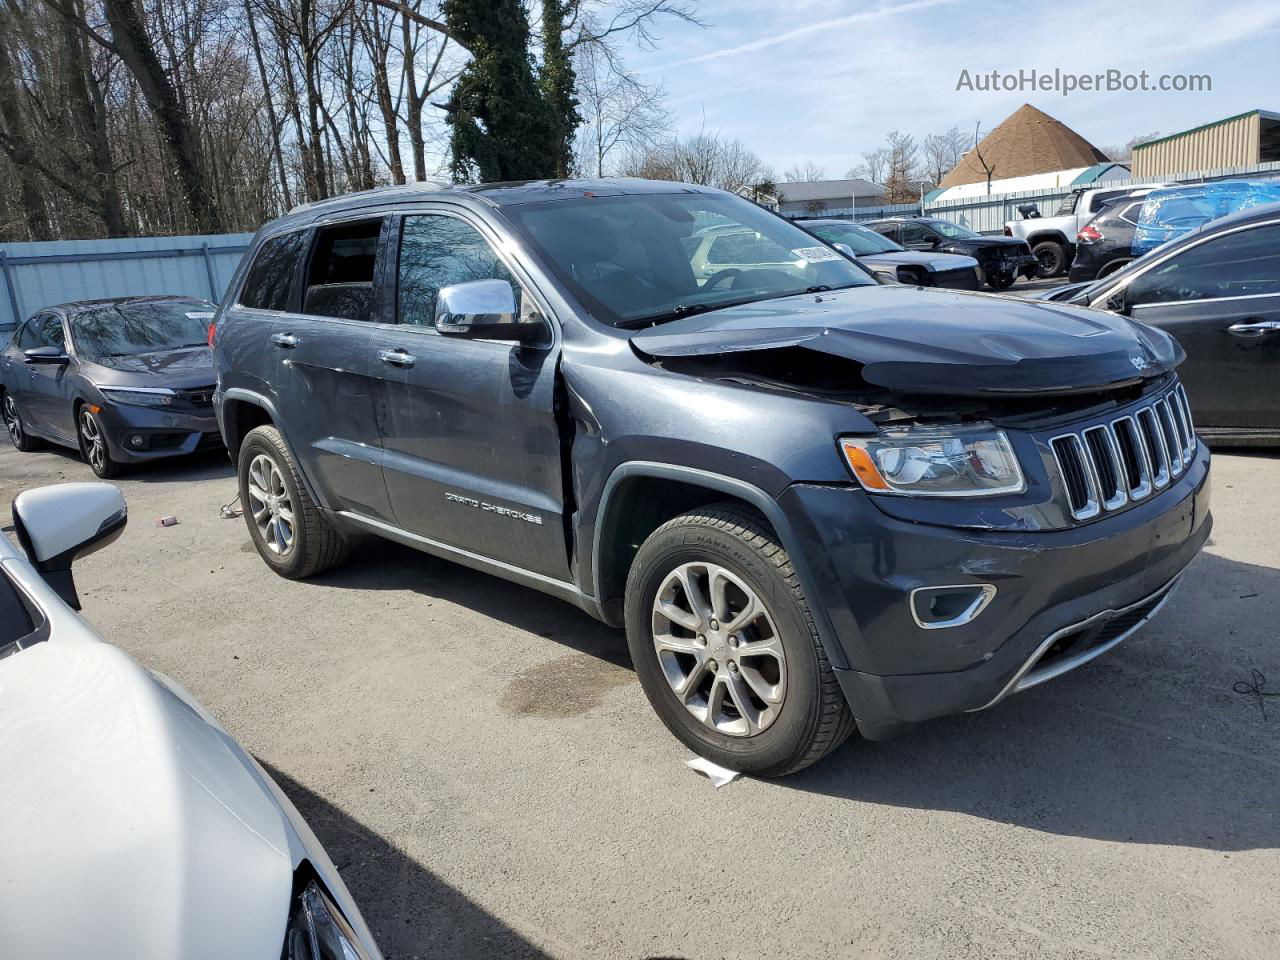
[
  {"left": 99, "top": 386, "right": 177, "bottom": 407},
  {"left": 839, "top": 424, "right": 1025, "bottom": 497},
  {"left": 284, "top": 878, "right": 373, "bottom": 960}
]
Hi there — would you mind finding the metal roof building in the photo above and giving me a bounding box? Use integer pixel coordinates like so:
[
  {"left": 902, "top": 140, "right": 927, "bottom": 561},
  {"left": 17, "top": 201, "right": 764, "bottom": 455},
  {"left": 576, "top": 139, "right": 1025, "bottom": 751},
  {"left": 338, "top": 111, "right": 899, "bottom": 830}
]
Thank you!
[{"left": 1132, "top": 110, "right": 1280, "bottom": 179}]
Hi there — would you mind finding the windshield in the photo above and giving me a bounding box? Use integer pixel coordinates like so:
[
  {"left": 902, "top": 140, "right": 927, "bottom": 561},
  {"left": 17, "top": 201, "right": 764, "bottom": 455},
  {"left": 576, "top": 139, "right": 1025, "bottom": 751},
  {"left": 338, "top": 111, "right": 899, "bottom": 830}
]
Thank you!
[
  {"left": 501, "top": 192, "right": 876, "bottom": 327},
  {"left": 929, "top": 220, "right": 980, "bottom": 239},
  {"left": 808, "top": 222, "right": 904, "bottom": 255},
  {"left": 69, "top": 300, "right": 216, "bottom": 359}
]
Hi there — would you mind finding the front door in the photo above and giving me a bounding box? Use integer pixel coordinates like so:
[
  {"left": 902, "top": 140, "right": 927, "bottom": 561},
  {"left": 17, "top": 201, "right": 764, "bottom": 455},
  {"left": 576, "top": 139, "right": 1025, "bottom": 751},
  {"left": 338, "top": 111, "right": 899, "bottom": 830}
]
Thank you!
[
  {"left": 25, "top": 313, "right": 75, "bottom": 441},
  {"left": 368, "top": 210, "right": 570, "bottom": 581},
  {"left": 1123, "top": 221, "right": 1280, "bottom": 432}
]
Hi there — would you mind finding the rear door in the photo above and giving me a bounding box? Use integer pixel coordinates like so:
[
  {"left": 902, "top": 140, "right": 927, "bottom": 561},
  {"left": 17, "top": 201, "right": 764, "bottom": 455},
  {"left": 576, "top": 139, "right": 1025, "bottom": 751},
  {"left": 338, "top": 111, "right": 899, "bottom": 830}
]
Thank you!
[
  {"left": 366, "top": 208, "right": 571, "bottom": 580},
  {"left": 265, "top": 216, "right": 396, "bottom": 522},
  {"left": 1123, "top": 220, "right": 1280, "bottom": 431}
]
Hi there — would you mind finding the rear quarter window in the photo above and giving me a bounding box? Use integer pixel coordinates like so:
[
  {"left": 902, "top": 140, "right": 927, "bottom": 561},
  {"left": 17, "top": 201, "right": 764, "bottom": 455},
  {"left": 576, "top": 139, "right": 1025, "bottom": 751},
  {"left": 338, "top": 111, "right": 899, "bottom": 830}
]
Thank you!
[{"left": 238, "top": 230, "right": 307, "bottom": 311}]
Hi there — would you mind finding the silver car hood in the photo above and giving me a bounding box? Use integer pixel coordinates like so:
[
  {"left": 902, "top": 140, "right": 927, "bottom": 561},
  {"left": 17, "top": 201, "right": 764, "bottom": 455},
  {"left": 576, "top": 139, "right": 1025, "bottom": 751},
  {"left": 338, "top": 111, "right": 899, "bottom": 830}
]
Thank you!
[{"left": 0, "top": 540, "right": 379, "bottom": 960}]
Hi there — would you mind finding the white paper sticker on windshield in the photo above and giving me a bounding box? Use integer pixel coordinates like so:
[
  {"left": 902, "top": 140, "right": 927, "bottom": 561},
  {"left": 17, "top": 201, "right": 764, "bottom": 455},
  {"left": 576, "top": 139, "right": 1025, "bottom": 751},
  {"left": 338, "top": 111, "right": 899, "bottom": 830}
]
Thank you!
[
  {"left": 792, "top": 246, "right": 843, "bottom": 263},
  {"left": 186, "top": 311, "right": 215, "bottom": 319}
]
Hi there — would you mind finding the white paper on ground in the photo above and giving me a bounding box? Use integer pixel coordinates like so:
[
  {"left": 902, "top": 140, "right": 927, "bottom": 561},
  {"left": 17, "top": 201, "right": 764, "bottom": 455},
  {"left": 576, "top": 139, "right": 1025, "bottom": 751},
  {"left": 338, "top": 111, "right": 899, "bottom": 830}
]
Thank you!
[{"left": 686, "top": 756, "right": 742, "bottom": 788}]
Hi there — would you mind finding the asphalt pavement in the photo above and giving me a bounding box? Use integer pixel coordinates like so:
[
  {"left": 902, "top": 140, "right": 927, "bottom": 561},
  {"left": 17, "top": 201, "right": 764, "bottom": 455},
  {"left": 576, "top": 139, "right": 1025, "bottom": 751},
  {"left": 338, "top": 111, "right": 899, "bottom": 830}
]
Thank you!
[{"left": 2, "top": 438, "right": 1277, "bottom": 960}]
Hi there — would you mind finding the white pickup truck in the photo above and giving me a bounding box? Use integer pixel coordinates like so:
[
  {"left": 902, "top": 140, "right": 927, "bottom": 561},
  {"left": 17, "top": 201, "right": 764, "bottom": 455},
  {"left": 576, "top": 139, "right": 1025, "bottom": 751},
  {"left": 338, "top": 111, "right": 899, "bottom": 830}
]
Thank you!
[{"left": 1004, "top": 183, "right": 1172, "bottom": 278}]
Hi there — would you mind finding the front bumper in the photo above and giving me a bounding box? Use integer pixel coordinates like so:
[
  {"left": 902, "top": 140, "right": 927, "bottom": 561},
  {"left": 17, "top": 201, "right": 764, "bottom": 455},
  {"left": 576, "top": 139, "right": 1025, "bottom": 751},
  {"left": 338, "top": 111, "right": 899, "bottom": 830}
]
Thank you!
[
  {"left": 97, "top": 400, "right": 223, "bottom": 462},
  {"left": 781, "top": 441, "right": 1210, "bottom": 735}
]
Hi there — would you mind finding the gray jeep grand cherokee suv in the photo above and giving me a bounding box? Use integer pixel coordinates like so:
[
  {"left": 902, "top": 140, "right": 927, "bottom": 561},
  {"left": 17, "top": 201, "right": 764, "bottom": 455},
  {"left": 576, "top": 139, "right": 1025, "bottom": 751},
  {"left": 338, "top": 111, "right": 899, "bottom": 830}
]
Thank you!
[{"left": 212, "top": 179, "right": 1211, "bottom": 776}]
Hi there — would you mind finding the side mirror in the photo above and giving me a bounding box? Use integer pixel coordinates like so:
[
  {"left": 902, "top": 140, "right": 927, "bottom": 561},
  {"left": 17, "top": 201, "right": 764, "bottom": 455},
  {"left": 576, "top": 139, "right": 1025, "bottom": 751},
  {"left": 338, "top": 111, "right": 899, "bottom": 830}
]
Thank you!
[
  {"left": 24, "top": 346, "right": 69, "bottom": 365},
  {"left": 832, "top": 243, "right": 857, "bottom": 259},
  {"left": 435, "top": 279, "right": 543, "bottom": 343},
  {"left": 873, "top": 270, "right": 899, "bottom": 285},
  {"left": 12, "top": 483, "right": 127, "bottom": 610}
]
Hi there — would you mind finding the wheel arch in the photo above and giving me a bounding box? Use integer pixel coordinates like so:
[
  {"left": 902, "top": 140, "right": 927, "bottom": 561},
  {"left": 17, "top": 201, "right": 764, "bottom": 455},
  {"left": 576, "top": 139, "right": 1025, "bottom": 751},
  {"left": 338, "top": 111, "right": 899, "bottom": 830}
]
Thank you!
[
  {"left": 219, "top": 388, "right": 328, "bottom": 509},
  {"left": 591, "top": 462, "right": 849, "bottom": 670},
  {"left": 1025, "top": 229, "right": 1070, "bottom": 247}
]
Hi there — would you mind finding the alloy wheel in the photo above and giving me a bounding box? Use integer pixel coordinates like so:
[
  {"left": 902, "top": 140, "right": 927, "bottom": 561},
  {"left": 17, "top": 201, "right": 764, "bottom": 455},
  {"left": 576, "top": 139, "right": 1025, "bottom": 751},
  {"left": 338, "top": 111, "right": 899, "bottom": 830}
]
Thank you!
[
  {"left": 650, "top": 561, "right": 787, "bottom": 737},
  {"left": 246, "top": 453, "right": 296, "bottom": 555},
  {"left": 79, "top": 409, "right": 107, "bottom": 473},
  {"left": 3, "top": 394, "right": 21, "bottom": 447}
]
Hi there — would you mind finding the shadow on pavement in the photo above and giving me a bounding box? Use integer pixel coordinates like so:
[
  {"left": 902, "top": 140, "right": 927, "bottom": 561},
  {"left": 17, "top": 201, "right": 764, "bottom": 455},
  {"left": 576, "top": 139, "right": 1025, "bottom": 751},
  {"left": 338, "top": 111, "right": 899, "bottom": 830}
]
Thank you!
[
  {"left": 782, "top": 550, "right": 1280, "bottom": 853},
  {"left": 262, "top": 762, "right": 554, "bottom": 960},
  {"left": 313, "top": 538, "right": 631, "bottom": 669}
]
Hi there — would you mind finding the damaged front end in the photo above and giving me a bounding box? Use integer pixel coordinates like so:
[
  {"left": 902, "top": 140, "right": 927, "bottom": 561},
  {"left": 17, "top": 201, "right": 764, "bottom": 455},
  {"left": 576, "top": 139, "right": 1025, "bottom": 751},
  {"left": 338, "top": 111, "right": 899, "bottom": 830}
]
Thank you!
[{"left": 629, "top": 285, "right": 1193, "bottom": 532}]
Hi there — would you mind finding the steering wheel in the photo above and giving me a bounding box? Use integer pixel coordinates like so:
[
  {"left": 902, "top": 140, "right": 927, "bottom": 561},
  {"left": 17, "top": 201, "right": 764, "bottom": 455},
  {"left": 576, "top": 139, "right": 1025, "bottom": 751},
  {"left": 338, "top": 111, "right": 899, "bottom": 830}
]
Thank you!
[{"left": 702, "top": 268, "right": 742, "bottom": 290}]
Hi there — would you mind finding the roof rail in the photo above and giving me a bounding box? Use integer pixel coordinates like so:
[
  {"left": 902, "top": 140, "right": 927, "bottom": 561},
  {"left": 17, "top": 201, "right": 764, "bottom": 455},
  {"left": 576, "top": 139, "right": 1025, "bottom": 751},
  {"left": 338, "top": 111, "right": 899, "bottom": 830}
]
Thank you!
[{"left": 288, "top": 179, "right": 449, "bottom": 215}]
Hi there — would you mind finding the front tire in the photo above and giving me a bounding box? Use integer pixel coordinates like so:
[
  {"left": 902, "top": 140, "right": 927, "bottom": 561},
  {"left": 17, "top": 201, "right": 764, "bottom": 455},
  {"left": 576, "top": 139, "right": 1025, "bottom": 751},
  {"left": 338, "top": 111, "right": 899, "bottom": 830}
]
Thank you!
[
  {"left": 987, "top": 272, "right": 1016, "bottom": 291},
  {"left": 77, "top": 406, "right": 120, "bottom": 477},
  {"left": 237, "top": 425, "right": 348, "bottom": 578},
  {"left": 624, "top": 504, "right": 855, "bottom": 777},
  {"left": 2, "top": 391, "right": 40, "bottom": 452}
]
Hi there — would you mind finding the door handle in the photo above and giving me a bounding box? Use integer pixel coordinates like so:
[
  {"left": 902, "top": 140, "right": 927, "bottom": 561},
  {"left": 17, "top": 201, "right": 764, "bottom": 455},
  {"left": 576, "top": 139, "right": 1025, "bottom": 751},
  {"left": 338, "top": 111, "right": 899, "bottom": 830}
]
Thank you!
[
  {"left": 270, "top": 332, "right": 300, "bottom": 349},
  {"left": 378, "top": 348, "right": 416, "bottom": 368},
  {"left": 1227, "top": 320, "right": 1280, "bottom": 338}
]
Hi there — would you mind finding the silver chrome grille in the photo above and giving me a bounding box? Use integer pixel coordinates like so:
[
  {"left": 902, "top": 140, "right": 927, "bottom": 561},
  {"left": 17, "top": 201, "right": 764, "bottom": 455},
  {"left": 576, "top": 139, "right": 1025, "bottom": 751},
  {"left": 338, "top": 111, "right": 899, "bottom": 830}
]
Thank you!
[{"left": 1050, "top": 383, "right": 1196, "bottom": 521}]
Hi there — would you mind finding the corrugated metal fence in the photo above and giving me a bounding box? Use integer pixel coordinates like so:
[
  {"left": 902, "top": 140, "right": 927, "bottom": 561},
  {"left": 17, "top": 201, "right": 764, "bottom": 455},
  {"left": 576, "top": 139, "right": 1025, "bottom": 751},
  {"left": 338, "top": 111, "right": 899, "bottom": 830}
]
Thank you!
[{"left": 0, "top": 233, "right": 253, "bottom": 334}]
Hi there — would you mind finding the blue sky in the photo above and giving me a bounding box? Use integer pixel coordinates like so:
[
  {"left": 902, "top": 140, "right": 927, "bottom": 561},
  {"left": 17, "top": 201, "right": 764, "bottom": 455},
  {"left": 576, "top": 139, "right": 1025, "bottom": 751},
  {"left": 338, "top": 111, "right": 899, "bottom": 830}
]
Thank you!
[{"left": 625, "top": 0, "right": 1280, "bottom": 176}]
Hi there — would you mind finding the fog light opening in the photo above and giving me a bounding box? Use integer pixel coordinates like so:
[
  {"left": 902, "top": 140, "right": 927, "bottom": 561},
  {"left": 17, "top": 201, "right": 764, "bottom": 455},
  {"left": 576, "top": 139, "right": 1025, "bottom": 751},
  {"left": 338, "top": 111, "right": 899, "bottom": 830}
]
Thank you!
[
  {"left": 910, "top": 584, "right": 997, "bottom": 630},
  {"left": 129, "top": 434, "right": 146, "bottom": 449}
]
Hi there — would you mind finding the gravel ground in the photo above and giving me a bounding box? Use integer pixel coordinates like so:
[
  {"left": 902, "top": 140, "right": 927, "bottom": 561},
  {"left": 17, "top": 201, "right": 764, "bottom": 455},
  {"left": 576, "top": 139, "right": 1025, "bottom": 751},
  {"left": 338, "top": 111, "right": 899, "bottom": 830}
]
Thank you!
[{"left": 2, "top": 439, "right": 1278, "bottom": 960}]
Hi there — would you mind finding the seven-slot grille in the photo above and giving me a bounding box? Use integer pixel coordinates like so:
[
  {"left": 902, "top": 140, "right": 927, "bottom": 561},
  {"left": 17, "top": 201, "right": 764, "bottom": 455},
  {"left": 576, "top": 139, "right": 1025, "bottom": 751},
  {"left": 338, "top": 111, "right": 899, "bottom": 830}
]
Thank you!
[{"left": 1049, "top": 383, "right": 1197, "bottom": 521}]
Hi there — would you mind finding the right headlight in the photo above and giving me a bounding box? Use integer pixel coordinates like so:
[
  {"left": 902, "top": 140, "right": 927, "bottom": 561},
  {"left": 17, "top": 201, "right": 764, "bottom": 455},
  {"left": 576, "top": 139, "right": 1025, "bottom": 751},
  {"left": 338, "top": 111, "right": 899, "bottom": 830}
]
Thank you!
[
  {"left": 839, "top": 423, "right": 1025, "bottom": 497},
  {"left": 284, "top": 878, "right": 373, "bottom": 960}
]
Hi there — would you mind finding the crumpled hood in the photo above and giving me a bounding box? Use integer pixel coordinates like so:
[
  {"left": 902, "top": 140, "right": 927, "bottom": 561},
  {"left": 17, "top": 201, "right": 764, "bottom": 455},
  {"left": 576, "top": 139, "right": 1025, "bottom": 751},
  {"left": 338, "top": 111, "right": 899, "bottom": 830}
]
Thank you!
[
  {"left": 630, "top": 285, "right": 1183, "bottom": 396},
  {"left": 0, "top": 640, "right": 292, "bottom": 958},
  {"left": 86, "top": 346, "right": 215, "bottom": 389}
]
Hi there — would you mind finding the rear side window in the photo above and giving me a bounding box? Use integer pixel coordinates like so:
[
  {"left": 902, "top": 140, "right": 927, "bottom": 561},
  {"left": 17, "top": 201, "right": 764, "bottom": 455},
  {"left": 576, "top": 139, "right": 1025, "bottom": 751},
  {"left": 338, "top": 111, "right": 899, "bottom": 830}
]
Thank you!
[
  {"left": 239, "top": 230, "right": 306, "bottom": 311},
  {"left": 302, "top": 219, "right": 384, "bottom": 322}
]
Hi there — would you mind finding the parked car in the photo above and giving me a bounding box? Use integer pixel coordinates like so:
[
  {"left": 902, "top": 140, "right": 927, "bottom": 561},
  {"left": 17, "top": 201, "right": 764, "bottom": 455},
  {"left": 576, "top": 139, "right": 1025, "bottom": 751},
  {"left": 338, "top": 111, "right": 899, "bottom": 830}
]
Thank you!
[
  {"left": 864, "top": 216, "right": 1036, "bottom": 290},
  {"left": 0, "top": 482, "right": 382, "bottom": 960},
  {"left": 213, "top": 179, "right": 1210, "bottom": 777},
  {"left": 1004, "top": 183, "right": 1172, "bottom": 278},
  {"left": 1068, "top": 195, "right": 1146, "bottom": 282},
  {"left": 802, "top": 219, "right": 981, "bottom": 289},
  {"left": 1131, "top": 180, "right": 1280, "bottom": 255},
  {"left": 1032, "top": 202, "right": 1280, "bottom": 445},
  {"left": 0, "top": 296, "right": 221, "bottom": 477}
]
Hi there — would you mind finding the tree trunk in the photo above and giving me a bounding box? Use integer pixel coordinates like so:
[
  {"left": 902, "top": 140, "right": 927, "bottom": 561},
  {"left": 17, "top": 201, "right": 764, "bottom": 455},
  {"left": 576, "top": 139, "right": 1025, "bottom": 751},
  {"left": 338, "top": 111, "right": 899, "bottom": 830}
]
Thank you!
[
  {"left": 244, "top": 0, "right": 292, "bottom": 209},
  {"left": 0, "top": 39, "right": 52, "bottom": 239},
  {"left": 101, "top": 0, "right": 221, "bottom": 231}
]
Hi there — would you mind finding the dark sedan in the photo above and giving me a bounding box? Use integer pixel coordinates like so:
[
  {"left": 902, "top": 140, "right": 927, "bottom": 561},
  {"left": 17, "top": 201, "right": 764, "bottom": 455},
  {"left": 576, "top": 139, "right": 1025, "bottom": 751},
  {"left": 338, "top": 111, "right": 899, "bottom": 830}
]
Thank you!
[
  {"left": 0, "top": 296, "right": 221, "bottom": 476},
  {"left": 1031, "top": 202, "right": 1280, "bottom": 445},
  {"left": 865, "top": 216, "right": 1037, "bottom": 290},
  {"left": 1068, "top": 196, "right": 1146, "bottom": 283},
  {"left": 803, "top": 219, "right": 982, "bottom": 289}
]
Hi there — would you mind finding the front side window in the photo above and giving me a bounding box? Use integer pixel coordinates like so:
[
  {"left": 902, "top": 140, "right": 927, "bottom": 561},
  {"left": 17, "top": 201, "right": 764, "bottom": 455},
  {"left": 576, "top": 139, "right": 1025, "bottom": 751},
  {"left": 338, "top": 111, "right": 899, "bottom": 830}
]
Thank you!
[
  {"left": 397, "top": 215, "right": 517, "bottom": 327},
  {"left": 502, "top": 192, "right": 874, "bottom": 327},
  {"left": 900, "top": 223, "right": 934, "bottom": 245},
  {"left": 1126, "top": 223, "right": 1280, "bottom": 306},
  {"left": 68, "top": 301, "right": 214, "bottom": 359},
  {"left": 809, "top": 223, "right": 903, "bottom": 255},
  {"left": 24, "top": 315, "right": 66, "bottom": 350},
  {"left": 929, "top": 220, "right": 979, "bottom": 240},
  {"left": 239, "top": 230, "right": 306, "bottom": 311}
]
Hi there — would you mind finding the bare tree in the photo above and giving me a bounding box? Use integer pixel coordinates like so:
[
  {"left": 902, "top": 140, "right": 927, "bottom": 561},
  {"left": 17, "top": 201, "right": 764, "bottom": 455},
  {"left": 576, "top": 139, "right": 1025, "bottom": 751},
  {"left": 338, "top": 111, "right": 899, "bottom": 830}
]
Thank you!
[
  {"left": 572, "top": 24, "right": 668, "bottom": 177},
  {"left": 619, "top": 129, "right": 767, "bottom": 194},
  {"left": 782, "top": 161, "right": 826, "bottom": 183},
  {"left": 921, "top": 125, "right": 966, "bottom": 187},
  {"left": 847, "top": 147, "right": 888, "bottom": 186}
]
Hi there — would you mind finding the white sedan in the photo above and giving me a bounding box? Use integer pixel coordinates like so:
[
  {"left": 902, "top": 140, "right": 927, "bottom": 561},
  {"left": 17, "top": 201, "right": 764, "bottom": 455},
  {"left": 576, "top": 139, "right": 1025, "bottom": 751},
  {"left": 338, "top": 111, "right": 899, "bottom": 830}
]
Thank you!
[{"left": 0, "top": 482, "right": 382, "bottom": 960}]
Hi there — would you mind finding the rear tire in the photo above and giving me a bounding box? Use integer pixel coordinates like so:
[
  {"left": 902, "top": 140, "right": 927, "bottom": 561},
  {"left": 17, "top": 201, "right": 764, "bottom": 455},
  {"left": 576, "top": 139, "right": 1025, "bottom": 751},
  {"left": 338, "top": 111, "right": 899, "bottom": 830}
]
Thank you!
[
  {"left": 624, "top": 503, "right": 856, "bottom": 777},
  {"left": 2, "top": 391, "right": 40, "bottom": 452},
  {"left": 238, "top": 425, "right": 348, "bottom": 579},
  {"left": 1032, "top": 240, "right": 1068, "bottom": 278}
]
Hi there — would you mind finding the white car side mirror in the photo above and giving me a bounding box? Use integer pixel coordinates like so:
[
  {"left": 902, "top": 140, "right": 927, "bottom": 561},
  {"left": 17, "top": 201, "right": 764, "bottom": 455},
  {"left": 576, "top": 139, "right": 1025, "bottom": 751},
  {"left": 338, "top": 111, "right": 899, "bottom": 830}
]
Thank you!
[{"left": 12, "top": 483, "right": 127, "bottom": 609}]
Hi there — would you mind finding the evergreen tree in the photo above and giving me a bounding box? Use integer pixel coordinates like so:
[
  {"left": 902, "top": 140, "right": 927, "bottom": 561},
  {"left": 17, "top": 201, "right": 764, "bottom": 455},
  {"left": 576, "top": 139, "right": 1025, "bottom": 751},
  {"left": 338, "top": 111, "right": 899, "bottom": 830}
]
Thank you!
[
  {"left": 539, "top": 0, "right": 580, "bottom": 179},
  {"left": 443, "top": 0, "right": 558, "bottom": 182}
]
